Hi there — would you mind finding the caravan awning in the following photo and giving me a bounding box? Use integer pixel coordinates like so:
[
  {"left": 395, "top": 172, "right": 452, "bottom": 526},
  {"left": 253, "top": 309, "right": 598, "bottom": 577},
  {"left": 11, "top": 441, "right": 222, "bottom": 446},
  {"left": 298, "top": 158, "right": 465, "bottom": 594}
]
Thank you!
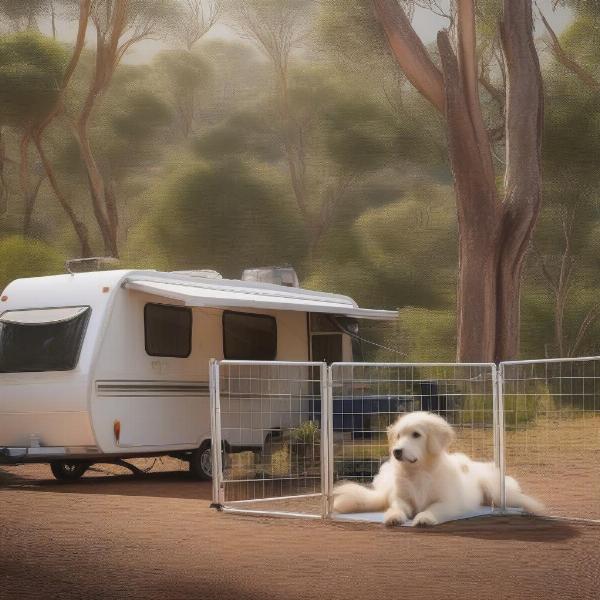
[{"left": 124, "top": 277, "right": 397, "bottom": 320}]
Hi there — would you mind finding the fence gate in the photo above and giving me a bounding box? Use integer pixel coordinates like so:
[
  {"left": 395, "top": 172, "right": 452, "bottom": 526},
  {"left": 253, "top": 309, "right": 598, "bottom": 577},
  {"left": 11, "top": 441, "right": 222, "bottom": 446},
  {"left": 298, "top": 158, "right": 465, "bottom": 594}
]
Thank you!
[
  {"left": 500, "top": 357, "right": 600, "bottom": 522},
  {"left": 210, "top": 360, "right": 329, "bottom": 518}
]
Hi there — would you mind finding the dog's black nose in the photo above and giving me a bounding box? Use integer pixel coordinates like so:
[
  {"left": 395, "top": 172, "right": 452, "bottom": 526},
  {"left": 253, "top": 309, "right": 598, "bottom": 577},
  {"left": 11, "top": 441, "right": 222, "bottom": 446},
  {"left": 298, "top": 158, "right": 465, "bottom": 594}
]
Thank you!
[{"left": 393, "top": 448, "right": 403, "bottom": 461}]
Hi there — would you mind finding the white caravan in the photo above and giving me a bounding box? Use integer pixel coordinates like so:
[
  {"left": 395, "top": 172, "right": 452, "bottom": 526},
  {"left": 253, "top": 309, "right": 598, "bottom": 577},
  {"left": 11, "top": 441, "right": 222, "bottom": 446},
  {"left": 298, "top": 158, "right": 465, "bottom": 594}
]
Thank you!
[{"left": 0, "top": 268, "right": 395, "bottom": 480}]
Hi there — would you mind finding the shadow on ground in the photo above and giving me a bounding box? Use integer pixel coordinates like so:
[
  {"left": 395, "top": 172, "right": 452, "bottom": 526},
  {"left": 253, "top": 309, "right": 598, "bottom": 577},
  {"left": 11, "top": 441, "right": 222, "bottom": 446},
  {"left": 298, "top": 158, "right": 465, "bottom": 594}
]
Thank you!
[
  {"left": 328, "top": 514, "right": 585, "bottom": 542},
  {"left": 402, "top": 515, "right": 583, "bottom": 542},
  {"left": 0, "top": 466, "right": 212, "bottom": 500}
]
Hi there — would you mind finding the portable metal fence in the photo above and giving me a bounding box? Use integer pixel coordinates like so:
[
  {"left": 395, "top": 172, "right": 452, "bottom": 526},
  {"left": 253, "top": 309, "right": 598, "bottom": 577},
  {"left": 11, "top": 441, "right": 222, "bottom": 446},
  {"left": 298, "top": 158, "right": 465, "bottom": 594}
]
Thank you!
[
  {"left": 500, "top": 357, "right": 600, "bottom": 522},
  {"left": 210, "top": 360, "right": 328, "bottom": 518},
  {"left": 211, "top": 357, "right": 600, "bottom": 524}
]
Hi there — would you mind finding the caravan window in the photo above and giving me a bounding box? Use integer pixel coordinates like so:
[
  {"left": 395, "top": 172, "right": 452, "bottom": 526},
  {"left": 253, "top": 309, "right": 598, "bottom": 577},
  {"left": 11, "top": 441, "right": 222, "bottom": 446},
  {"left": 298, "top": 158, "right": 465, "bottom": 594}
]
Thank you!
[
  {"left": 144, "top": 303, "right": 192, "bottom": 358},
  {"left": 223, "top": 311, "right": 277, "bottom": 360},
  {"left": 0, "top": 306, "right": 91, "bottom": 373}
]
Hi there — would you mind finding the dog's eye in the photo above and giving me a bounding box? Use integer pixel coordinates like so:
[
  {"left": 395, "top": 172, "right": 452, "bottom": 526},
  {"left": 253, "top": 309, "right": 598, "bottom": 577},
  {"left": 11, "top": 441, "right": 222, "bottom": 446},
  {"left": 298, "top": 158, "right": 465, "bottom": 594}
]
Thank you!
[{"left": 412, "top": 431, "right": 421, "bottom": 438}]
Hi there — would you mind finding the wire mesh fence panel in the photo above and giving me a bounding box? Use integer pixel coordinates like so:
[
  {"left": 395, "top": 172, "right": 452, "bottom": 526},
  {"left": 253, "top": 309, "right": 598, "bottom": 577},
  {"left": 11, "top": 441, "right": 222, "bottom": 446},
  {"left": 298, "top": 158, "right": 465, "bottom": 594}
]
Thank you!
[
  {"left": 500, "top": 357, "right": 600, "bottom": 521},
  {"left": 329, "top": 363, "right": 499, "bottom": 489},
  {"left": 211, "top": 361, "right": 327, "bottom": 518}
]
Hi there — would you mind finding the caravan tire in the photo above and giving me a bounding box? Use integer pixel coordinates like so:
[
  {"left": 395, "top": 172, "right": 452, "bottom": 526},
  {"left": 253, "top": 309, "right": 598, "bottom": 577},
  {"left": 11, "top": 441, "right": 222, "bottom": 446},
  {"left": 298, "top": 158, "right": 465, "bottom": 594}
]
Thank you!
[
  {"left": 50, "top": 461, "right": 90, "bottom": 481},
  {"left": 190, "top": 441, "right": 213, "bottom": 481}
]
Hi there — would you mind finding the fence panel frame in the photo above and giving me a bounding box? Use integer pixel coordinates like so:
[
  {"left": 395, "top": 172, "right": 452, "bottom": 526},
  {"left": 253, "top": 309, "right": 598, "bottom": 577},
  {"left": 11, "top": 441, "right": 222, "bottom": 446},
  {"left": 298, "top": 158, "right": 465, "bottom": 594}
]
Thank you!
[
  {"left": 328, "top": 361, "right": 502, "bottom": 516},
  {"left": 498, "top": 355, "right": 600, "bottom": 523},
  {"left": 210, "top": 359, "right": 328, "bottom": 519}
]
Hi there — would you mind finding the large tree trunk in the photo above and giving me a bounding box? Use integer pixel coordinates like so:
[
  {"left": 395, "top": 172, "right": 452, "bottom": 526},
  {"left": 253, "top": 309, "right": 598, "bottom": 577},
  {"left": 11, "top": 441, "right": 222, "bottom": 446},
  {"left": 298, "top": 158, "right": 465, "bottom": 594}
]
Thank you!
[
  {"left": 456, "top": 238, "right": 500, "bottom": 362},
  {"left": 374, "top": 0, "right": 542, "bottom": 362},
  {"left": 494, "top": 0, "right": 544, "bottom": 361}
]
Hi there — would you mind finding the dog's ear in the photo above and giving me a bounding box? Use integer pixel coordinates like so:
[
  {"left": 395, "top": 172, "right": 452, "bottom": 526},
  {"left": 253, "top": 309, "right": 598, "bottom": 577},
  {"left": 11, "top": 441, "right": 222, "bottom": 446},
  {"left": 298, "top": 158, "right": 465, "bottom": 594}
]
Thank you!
[
  {"left": 425, "top": 415, "right": 455, "bottom": 454},
  {"left": 386, "top": 423, "right": 395, "bottom": 444},
  {"left": 386, "top": 416, "right": 401, "bottom": 444}
]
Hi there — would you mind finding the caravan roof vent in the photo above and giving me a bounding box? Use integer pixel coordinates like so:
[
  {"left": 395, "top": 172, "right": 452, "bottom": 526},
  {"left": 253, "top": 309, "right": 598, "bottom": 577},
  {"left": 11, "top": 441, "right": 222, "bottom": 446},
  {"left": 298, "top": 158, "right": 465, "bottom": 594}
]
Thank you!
[
  {"left": 172, "top": 270, "right": 223, "bottom": 280},
  {"left": 242, "top": 266, "right": 299, "bottom": 288},
  {"left": 66, "top": 257, "right": 120, "bottom": 274}
]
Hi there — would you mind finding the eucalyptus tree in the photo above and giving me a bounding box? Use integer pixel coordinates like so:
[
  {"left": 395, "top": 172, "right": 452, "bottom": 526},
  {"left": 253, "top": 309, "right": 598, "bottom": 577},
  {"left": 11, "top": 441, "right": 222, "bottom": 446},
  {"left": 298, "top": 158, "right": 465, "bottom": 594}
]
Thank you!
[
  {"left": 176, "top": 0, "right": 223, "bottom": 50},
  {"left": 0, "top": 0, "right": 52, "bottom": 31},
  {"left": 228, "top": 0, "right": 404, "bottom": 264},
  {"left": 154, "top": 50, "right": 212, "bottom": 138},
  {"left": 0, "top": 28, "right": 91, "bottom": 254},
  {"left": 320, "top": 0, "right": 542, "bottom": 362},
  {"left": 72, "top": 0, "right": 173, "bottom": 257}
]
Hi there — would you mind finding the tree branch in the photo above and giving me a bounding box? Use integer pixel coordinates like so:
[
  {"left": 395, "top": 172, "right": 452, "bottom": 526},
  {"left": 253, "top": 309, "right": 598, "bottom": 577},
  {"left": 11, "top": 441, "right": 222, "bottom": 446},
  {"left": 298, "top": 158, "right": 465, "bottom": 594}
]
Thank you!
[
  {"left": 456, "top": 0, "right": 495, "bottom": 186},
  {"left": 372, "top": 0, "right": 445, "bottom": 114},
  {"left": 36, "top": 0, "right": 91, "bottom": 135},
  {"left": 532, "top": 245, "right": 559, "bottom": 293},
  {"left": 539, "top": 8, "right": 600, "bottom": 93},
  {"left": 500, "top": 0, "right": 543, "bottom": 220},
  {"left": 437, "top": 30, "right": 498, "bottom": 224},
  {"left": 479, "top": 71, "right": 504, "bottom": 109},
  {"left": 570, "top": 304, "right": 600, "bottom": 357}
]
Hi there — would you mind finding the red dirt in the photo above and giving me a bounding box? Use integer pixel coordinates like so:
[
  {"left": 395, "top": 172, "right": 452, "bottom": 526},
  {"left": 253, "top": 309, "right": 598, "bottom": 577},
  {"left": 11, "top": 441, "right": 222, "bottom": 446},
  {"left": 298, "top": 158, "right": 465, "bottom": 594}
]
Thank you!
[{"left": 2, "top": 463, "right": 600, "bottom": 600}]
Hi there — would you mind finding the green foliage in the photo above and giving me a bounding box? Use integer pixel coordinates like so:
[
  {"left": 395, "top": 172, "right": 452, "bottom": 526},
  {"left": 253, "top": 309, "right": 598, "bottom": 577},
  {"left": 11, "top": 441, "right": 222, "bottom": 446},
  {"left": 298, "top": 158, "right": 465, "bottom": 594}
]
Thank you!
[
  {"left": 194, "top": 109, "right": 281, "bottom": 162},
  {"left": 543, "top": 80, "right": 600, "bottom": 182},
  {"left": 112, "top": 91, "right": 172, "bottom": 141},
  {"left": 0, "top": 31, "right": 67, "bottom": 127},
  {"left": 0, "top": 235, "right": 65, "bottom": 292},
  {"left": 458, "top": 390, "right": 544, "bottom": 429},
  {"left": 155, "top": 49, "right": 212, "bottom": 91},
  {"left": 134, "top": 159, "right": 306, "bottom": 276},
  {"left": 391, "top": 307, "right": 456, "bottom": 362},
  {"left": 305, "top": 185, "right": 456, "bottom": 312},
  {"left": 317, "top": 0, "right": 393, "bottom": 74},
  {"left": 560, "top": 8, "right": 600, "bottom": 71},
  {"left": 290, "top": 420, "right": 320, "bottom": 444}
]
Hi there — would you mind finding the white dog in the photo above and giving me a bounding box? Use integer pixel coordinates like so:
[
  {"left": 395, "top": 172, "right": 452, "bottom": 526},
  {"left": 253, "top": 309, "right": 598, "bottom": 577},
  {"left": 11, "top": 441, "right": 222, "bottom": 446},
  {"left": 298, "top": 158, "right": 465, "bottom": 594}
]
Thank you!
[{"left": 333, "top": 412, "right": 544, "bottom": 527}]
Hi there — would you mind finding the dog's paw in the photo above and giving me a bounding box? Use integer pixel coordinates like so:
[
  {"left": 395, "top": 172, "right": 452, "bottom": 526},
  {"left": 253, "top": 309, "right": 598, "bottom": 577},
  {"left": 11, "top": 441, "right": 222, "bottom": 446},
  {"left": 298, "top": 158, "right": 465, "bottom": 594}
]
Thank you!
[
  {"left": 383, "top": 508, "right": 408, "bottom": 527},
  {"left": 411, "top": 510, "right": 438, "bottom": 527}
]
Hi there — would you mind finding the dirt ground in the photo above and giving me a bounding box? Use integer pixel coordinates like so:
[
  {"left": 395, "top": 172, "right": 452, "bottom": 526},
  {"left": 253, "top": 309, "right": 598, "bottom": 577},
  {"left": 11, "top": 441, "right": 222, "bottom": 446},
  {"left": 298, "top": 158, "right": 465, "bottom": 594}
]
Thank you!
[{"left": 2, "top": 461, "right": 600, "bottom": 600}]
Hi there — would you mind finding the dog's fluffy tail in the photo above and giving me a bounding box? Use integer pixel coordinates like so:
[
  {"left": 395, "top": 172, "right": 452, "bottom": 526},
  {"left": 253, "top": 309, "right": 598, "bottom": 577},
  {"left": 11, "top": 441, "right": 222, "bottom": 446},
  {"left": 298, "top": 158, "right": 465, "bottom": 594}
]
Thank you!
[
  {"left": 478, "top": 466, "right": 545, "bottom": 515},
  {"left": 332, "top": 481, "right": 389, "bottom": 514}
]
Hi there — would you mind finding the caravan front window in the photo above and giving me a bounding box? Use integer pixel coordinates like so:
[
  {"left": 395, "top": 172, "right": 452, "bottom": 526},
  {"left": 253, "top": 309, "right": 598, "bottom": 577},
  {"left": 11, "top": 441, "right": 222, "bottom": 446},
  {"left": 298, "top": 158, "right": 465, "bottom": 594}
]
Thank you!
[{"left": 0, "top": 306, "right": 91, "bottom": 373}]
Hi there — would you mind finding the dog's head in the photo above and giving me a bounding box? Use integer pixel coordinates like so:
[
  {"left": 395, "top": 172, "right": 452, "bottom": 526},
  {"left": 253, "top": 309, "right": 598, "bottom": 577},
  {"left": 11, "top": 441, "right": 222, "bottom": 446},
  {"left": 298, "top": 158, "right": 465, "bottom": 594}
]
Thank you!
[{"left": 386, "top": 412, "right": 454, "bottom": 465}]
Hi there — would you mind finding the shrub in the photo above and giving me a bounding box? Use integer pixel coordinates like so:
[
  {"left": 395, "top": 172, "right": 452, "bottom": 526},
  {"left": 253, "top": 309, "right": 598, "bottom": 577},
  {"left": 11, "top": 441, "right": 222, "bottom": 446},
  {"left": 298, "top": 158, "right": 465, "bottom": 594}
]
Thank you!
[{"left": 0, "top": 235, "right": 65, "bottom": 292}]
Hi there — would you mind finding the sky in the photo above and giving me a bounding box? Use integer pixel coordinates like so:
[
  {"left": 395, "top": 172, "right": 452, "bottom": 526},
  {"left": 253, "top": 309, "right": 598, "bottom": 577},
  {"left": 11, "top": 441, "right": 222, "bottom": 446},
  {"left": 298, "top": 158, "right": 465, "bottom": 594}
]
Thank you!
[{"left": 31, "top": 1, "right": 574, "bottom": 65}]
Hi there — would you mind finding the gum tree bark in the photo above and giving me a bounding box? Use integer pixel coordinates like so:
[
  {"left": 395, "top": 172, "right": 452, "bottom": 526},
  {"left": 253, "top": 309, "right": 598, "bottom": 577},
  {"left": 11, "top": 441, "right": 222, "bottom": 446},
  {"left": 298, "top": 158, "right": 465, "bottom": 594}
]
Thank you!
[{"left": 372, "top": 0, "right": 543, "bottom": 362}]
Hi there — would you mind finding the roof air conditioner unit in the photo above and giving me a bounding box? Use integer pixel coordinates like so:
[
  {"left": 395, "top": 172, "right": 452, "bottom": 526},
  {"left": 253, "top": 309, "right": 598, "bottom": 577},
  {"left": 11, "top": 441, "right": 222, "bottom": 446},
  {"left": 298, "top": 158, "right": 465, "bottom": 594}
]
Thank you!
[
  {"left": 172, "top": 270, "right": 223, "bottom": 280},
  {"left": 242, "top": 266, "right": 299, "bottom": 288}
]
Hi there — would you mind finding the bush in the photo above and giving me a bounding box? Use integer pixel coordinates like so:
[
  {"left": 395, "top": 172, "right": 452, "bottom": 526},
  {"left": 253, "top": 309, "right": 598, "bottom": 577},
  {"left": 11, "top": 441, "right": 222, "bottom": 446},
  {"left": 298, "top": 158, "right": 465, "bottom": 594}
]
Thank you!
[
  {"left": 135, "top": 159, "right": 305, "bottom": 276},
  {"left": 0, "top": 235, "right": 65, "bottom": 292}
]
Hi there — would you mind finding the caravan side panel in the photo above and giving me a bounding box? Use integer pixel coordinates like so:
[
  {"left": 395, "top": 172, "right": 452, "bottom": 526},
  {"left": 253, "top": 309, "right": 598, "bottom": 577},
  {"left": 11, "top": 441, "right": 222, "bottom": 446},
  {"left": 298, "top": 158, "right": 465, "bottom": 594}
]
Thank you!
[
  {"left": 90, "top": 289, "right": 219, "bottom": 453},
  {"left": 90, "top": 287, "right": 311, "bottom": 455}
]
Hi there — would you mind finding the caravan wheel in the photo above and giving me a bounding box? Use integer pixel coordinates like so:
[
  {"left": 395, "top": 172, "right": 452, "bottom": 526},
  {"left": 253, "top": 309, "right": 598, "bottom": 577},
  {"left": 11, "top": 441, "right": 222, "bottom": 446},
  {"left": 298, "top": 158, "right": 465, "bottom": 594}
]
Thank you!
[
  {"left": 50, "top": 461, "right": 90, "bottom": 481},
  {"left": 190, "top": 441, "right": 213, "bottom": 481}
]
